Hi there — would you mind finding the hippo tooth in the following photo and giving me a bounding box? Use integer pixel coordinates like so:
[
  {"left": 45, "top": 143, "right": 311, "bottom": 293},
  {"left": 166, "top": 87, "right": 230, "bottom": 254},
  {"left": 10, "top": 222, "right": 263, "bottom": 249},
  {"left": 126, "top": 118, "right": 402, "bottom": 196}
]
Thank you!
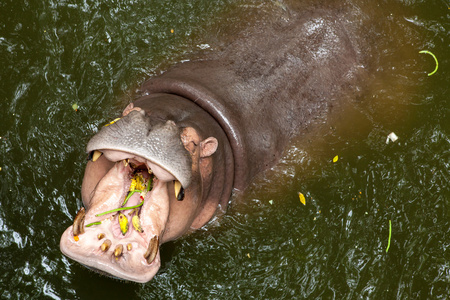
[
  {"left": 127, "top": 243, "right": 132, "bottom": 251},
  {"left": 174, "top": 181, "right": 185, "bottom": 201},
  {"left": 101, "top": 239, "right": 112, "bottom": 252},
  {"left": 91, "top": 150, "right": 103, "bottom": 162},
  {"left": 123, "top": 159, "right": 129, "bottom": 167},
  {"left": 114, "top": 244, "right": 123, "bottom": 259},
  {"left": 97, "top": 233, "right": 105, "bottom": 240},
  {"left": 72, "top": 207, "right": 86, "bottom": 236},
  {"left": 144, "top": 236, "right": 159, "bottom": 264}
]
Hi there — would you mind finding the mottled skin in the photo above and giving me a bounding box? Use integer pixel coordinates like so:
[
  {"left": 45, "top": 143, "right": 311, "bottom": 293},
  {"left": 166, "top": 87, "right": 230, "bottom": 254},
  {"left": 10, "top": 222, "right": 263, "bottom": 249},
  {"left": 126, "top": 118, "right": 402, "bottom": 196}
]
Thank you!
[{"left": 61, "top": 5, "right": 368, "bottom": 282}]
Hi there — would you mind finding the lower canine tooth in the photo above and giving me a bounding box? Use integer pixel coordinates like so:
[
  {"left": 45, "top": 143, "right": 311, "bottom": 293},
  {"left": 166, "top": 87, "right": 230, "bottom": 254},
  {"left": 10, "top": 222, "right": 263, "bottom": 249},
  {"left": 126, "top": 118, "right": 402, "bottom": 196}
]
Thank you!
[
  {"left": 144, "top": 236, "right": 159, "bottom": 264},
  {"left": 174, "top": 181, "right": 185, "bottom": 201},
  {"left": 92, "top": 150, "right": 102, "bottom": 162},
  {"left": 127, "top": 243, "right": 132, "bottom": 251},
  {"left": 97, "top": 233, "right": 105, "bottom": 240},
  {"left": 114, "top": 244, "right": 123, "bottom": 259},
  {"left": 73, "top": 207, "right": 86, "bottom": 236},
  {"left": 101, "top": 239, "right": 112, "bottom": 252}
]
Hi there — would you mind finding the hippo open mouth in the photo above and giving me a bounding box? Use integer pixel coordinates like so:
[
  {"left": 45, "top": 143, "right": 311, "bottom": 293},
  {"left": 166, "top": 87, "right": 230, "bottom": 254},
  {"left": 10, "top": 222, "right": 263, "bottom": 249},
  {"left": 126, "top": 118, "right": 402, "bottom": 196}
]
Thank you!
[{"left": 60, "top": 110, "right": 192, "bottom": 283}]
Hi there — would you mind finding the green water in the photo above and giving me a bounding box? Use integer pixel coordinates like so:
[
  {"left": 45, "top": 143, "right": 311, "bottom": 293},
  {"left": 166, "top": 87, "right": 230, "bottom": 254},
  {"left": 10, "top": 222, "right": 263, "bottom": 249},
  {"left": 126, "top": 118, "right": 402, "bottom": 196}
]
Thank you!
[{"left": 0, "top": 0, "right": 448, "bottom": 299}]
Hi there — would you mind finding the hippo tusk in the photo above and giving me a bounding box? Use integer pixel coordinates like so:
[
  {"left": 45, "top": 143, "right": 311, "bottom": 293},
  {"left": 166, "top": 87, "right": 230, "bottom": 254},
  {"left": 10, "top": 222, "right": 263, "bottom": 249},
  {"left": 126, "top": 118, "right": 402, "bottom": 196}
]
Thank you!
[
  {"left": 97, "top": 233, "right": 105, "bottom": 240},
  {"left": 127, "top": 243, "right": 133, "bottom": 251},
  {"left": 144, "top": 236, "right": 159, "bottom": 264},
  {"left": 87, "top": 150, "right": 103, "bottom": 162},
  {"left": 73, "top": 207, "right": 86, "bottom": 236},
  {"left": 174, "top": 181, "right": 185, "bottom": 201},
  {"left": 100, "top": 239, "right": 112, "bottom": 252}
]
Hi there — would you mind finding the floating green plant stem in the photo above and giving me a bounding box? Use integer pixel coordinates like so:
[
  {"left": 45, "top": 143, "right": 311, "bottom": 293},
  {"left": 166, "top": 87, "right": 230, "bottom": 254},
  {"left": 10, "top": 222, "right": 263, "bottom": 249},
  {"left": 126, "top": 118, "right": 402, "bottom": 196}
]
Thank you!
[
  {"left": 85, "top": 221, "right": 101, "bottom": 227},
  {"left": 419, "top": 50, "right": 438, "bottom": 76},
  {"left": 386, "top": 219, "right": 392, "bottom": 253},
  {"left": 96, "top": 200, "right": 145, "bottom": 217},
  {"left": 122, "top": 189, "right": 143, "bottom": 206}
]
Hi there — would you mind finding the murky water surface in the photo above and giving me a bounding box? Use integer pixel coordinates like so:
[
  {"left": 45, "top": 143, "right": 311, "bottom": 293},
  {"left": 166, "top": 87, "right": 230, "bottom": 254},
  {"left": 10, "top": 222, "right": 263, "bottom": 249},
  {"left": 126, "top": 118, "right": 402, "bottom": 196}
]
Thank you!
[{"left": 1, "top": 0, "right": 448, "bottom": 299}]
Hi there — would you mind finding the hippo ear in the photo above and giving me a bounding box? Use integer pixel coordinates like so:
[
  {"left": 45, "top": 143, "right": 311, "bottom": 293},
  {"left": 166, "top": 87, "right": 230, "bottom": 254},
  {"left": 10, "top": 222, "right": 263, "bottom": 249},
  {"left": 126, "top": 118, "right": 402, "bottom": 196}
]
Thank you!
[
  {"left": 122, "top": 103, "right": 143, "bottom": 116},
  {"left": 200, "top": 137, "right": 218, "bottom": 158}
]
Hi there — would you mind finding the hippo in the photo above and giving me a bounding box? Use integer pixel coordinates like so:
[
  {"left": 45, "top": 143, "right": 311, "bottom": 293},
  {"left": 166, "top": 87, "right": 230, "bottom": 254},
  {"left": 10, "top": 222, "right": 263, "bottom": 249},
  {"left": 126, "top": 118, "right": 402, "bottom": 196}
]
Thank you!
[{"left": 60, "top": 4, "right": 368, "bottom": 283}]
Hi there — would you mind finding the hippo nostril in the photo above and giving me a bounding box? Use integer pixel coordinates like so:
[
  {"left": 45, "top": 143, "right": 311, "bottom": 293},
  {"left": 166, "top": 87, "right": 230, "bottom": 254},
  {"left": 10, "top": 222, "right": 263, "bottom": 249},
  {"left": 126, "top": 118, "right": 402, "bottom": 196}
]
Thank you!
[
  {"left": 144, "top": 236, "right": 159, "bottom": 264},
  {"left": 73, "top": 207, "right": 86, "bottom": 236},
  {"left": 101, "top": 239, "right": 112, "bottom": 252},
  {"left": 114, "top": 244, "right": 123, "bottom": 260}
]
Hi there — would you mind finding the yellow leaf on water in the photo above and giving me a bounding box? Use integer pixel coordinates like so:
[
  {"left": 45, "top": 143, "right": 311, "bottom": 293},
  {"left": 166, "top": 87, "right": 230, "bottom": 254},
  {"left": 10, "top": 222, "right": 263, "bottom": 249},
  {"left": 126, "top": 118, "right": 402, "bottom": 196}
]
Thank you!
[
  {"left": 333, "top": 155, "right": 339, "bottom": 163},
  {"left": 299, "top": 192, "right": 306, "bottom": 205}
]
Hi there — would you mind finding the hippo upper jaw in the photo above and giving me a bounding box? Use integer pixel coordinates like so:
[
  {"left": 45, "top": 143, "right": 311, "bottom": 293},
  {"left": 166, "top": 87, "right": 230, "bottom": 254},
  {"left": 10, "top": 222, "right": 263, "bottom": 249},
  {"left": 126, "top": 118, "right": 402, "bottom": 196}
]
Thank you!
[
  {"left": 60, "top": 158, "right": 172, "bottom": 283},
  {"left": 86, "top": 109, "right": 192, "bottom": 189}
]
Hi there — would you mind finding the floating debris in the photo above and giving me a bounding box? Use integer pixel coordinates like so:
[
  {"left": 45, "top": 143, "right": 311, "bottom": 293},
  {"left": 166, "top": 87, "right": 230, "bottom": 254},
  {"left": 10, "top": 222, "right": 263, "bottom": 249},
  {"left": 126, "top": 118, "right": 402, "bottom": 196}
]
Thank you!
[
  {"left": 72, "top": 103, "right": 78, "bottom": 111},
  {"left": 386, "top": 132, "right": 399, "bottom": 144},
  {"left": 419, "top": 50, "right": 438, "bottom": 76},
  {"left": 298, "top": 192, "right": 306, "bottom": 205},
  {"left": 197, "top": 44, "right": 210, "bottom": 50},
  {"left": 332, "top": 155, "right": 339, "bottom": 163},
  {"left": 269, "top": 200, "right": 273, "bottom": 205},
  {"left": 386, "top": 219, "right": 392, "bottom": 253},
  {"left": 104, "top": 118, "right": 121, "bottom": 127}
]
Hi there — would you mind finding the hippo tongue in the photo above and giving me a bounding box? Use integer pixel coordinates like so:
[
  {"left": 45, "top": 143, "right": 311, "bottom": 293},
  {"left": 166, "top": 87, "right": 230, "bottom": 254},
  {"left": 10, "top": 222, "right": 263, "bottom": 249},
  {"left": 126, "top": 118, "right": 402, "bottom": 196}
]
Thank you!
[{"left": 60, "top": 161, "right": 170, "bottom": 283}]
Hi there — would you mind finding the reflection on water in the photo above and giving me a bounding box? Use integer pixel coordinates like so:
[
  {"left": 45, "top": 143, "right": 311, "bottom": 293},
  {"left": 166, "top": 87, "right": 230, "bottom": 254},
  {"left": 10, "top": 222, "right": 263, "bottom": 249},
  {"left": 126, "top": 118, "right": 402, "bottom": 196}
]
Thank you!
[{"left": 0, "top": 0, "right": 448, "bottom": 298}]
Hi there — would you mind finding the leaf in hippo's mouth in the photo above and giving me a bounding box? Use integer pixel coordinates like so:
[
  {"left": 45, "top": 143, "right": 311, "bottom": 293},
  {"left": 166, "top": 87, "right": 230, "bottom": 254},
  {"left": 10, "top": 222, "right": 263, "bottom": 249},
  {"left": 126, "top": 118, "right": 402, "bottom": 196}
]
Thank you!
[{"left": 118, "top": 213, "right": 129, "bottom": 235}]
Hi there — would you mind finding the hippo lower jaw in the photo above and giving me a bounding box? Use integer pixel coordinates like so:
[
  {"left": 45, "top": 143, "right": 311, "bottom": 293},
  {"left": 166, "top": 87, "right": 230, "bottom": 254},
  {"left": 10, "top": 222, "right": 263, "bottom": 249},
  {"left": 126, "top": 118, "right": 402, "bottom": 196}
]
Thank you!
[{"left": 60, "top": 158, "right": 172, "bottom": 283}]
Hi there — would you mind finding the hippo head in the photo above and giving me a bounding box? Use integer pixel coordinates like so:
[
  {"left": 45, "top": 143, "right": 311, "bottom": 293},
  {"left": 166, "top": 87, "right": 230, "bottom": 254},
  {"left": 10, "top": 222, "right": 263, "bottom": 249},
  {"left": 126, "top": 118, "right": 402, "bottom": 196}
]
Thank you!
[{"left": 60, "top": 94, "right": 233, "bottom": 283}]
